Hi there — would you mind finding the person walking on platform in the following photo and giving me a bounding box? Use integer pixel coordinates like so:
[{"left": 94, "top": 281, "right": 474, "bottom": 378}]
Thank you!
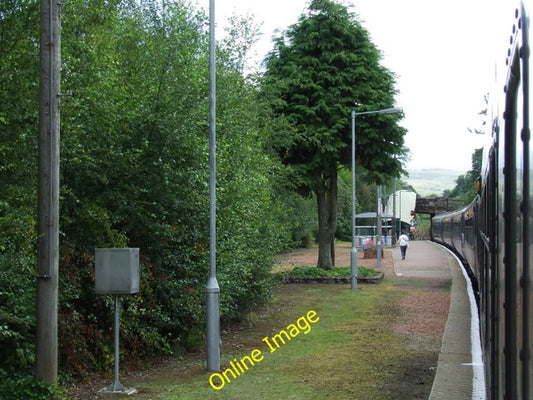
[{"left": 398, "top": 231, "right": 410, "bottom": 260}]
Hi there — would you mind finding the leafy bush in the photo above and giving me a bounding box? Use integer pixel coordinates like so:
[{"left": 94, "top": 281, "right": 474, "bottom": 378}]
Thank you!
[
  {"left": 288, "top": 266, "right": 330, "bottom": 277},
  {"left": 286, "top": 266, "right": 380, "bottom": 278},
  {"left": 357, "top": 266, "right": 382, "bottom": 278},
  {"left": 0, "top": 0, "right": 39, "bottom": 374},
  {"left": 0, "top": 210, "right": 37, "bottom": 372},
  {"left": 57, "top": 0, "right": 289, "bottom": 375},
  {"left": 276, "top": 189, "right": 318, "bottom": 248},
  {"left": 0, "top": 371, "right": 65, "bottom": 400},
  {"left": 1, "top": 0, "right": 291, "bottom": 379}
]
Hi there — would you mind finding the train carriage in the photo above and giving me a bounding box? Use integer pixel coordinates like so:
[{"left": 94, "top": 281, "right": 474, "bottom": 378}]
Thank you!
[{"left": 431, "top": 2, "right": 533, "bottom": 398}]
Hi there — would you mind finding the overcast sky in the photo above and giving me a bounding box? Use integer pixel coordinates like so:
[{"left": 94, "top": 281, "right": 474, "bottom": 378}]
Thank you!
[{"left": 196, "top": 0, "right": 512, "bottom": 173}]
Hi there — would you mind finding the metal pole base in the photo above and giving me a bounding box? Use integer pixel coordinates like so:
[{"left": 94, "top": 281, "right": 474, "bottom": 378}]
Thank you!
[
  {"left": 98, "top": 295, "right": 137, "bottom": 396},
  {"left": 350, "top": 246, "right": 358, "bottom": 290},
  {"left": 206, "top": 277, "right": 221, "bottom": 372},
  {"left": 98, "top": 381, "right": 137, "bottom": 395}
]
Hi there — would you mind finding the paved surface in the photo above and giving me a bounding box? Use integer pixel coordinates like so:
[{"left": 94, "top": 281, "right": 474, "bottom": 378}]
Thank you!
[
  {"left": 392, "top": 240, "right": 452, "bottom": 280},
  {"left": 391, "top": 240, "right": 485, "bottom": 400}
]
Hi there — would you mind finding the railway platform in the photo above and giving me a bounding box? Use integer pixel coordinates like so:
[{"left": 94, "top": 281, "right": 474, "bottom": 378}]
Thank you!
[{"left": 392, "top": 240, "right": 485, "bottom": 400}]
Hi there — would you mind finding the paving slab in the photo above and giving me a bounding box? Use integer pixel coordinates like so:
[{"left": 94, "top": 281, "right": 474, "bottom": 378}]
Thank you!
[{"left": 392, "top": 241, "right": 486, "bottom": 400}]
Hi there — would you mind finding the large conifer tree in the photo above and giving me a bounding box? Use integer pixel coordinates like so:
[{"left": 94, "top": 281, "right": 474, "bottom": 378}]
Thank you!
[{"left": 263, "top": 0, "right": 406, "bottom": 269}]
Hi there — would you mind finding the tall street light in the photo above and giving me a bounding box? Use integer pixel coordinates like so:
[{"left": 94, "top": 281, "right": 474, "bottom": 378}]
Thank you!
[
  {"left": 350, "top": 107, "right": 403, "bottom": 290},
  {"left": 206, "top": 0, "right": 220, "bottom": 372}
]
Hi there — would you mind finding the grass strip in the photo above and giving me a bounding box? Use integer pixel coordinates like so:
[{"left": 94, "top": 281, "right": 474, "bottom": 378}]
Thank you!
[{"left": 124, "top": 281, "right": 437, "bottom": 400}]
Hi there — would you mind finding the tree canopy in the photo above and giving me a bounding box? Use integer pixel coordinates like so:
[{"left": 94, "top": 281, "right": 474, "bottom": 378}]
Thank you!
[
  {"left": 262, "top": 0, "right": 406, "bottom": 269},
  {"left": 263, "top": 0, "right": 406, "bottom": 188},
  {"left": 444, "top": 147, "right": 482, "bottom": 204}
]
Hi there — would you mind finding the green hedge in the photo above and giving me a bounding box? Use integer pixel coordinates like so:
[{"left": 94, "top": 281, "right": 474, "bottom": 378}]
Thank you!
[{"left": 285, "top": 266, "right": 380, "bottom": 278}]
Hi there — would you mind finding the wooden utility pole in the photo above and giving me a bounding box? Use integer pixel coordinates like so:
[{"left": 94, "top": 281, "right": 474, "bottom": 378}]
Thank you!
[{"left": 36, "top": 0, "right": 61, "bottom": 384}]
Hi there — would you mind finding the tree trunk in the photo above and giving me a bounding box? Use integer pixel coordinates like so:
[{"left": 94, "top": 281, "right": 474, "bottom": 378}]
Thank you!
[
  {"left": 330, "top": 236, "right": 335, "bottom": 265},
  {"left": 316, "top": 169, "right": 338, "bottom": 270}
]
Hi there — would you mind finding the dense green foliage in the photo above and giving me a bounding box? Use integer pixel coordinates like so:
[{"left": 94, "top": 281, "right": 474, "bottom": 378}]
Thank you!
[
  {"left": 0, "top": 371, "right": 65, "bottom": 400},
  {"left": 0, "top": 0, "right": 407, "bottom": 393},
  {"left": 0, "top": 0, "right": 41, "bottom": 374},
  {"left": 0, "top": 0, "right": 292, "bottom": 383},
  {"left": 283, "top": 265, "right": 380, "bottom": 278},
  {"left": 263, "top": 0, "right": 406, "bottom": 188},
  {"left": 444, "top": 148, "right": 482, "bottom": 205},
  {"left": 335, "top": 167, "right": 384, "bottom": 241},
  {"left": 262, "top": 0, "right": 406, "bottom": 269}
]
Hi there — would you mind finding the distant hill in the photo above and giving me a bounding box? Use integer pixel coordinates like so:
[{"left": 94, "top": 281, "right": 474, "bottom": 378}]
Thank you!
[{"left": 405, "top": 169, "right": 465, "bottom": 197}]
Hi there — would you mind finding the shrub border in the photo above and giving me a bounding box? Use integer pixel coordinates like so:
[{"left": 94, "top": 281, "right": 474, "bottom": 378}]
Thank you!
[{"left": 277, "top": 272, "right": 384, "bottom": 284}]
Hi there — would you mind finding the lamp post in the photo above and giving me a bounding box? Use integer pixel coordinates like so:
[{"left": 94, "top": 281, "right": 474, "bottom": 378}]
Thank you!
[
  {"left": 206, "top": 0, "right": 220, "bottom": 372},
  {"left": 350, "top": 107, "right": 402, "bottom": 290}
]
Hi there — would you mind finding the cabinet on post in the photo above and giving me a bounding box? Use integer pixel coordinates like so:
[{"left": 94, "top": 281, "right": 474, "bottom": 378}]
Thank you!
[{"left": 95, "top": 248, "right": 140, "bottom": 395}]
